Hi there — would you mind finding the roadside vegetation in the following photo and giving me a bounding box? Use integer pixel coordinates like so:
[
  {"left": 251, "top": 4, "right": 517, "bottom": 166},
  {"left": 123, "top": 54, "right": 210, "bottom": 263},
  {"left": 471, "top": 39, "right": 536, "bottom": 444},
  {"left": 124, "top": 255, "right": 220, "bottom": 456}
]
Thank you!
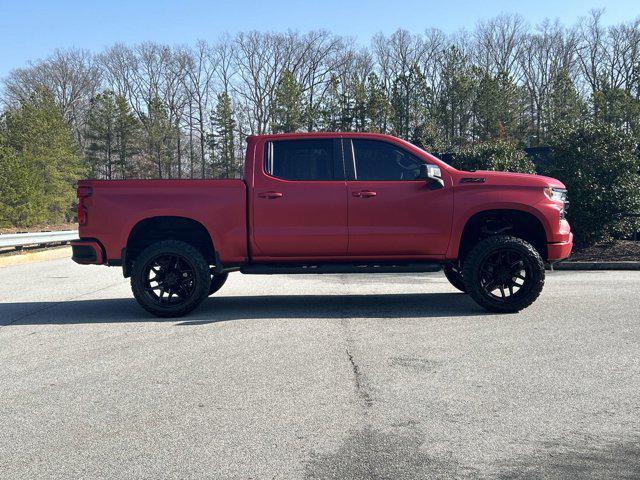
[{"left": 0, "top": 10, "right": 639, "bottom": 248}]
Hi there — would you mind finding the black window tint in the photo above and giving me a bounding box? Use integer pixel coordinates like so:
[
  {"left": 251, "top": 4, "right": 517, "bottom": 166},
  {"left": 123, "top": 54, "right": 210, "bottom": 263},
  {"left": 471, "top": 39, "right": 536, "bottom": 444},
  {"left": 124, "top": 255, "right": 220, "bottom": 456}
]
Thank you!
[
  {"left": 352, "top": 139, "right": 423, "bottom": 181},
  {"left": 266, "top": 139, "right": 335, "bottom": 180}
]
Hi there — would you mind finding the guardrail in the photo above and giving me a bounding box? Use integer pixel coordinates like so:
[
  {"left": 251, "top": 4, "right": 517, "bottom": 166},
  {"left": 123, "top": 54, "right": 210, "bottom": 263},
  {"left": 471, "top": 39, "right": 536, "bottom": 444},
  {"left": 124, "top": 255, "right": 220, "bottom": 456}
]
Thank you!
[{"left": 0, "top": 230, "right": 79, "bottom": 249}]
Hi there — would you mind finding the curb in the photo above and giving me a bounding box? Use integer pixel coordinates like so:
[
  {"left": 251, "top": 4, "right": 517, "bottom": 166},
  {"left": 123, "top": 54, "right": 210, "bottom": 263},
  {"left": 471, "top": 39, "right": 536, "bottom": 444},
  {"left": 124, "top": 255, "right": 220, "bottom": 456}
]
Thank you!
[
  {"left": 0, "top": 245, "right": 71, "bottom": 268},
  {"left": 554, "top": 261, "right": 640, "bottom": 270}
]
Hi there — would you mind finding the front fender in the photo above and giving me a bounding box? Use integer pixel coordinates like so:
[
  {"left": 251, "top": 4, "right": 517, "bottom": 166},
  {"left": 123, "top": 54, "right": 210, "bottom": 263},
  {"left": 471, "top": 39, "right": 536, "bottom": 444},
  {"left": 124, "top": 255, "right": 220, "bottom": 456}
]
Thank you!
[{"left": 446, "top": 201, "right": 554, "bottom": 260}]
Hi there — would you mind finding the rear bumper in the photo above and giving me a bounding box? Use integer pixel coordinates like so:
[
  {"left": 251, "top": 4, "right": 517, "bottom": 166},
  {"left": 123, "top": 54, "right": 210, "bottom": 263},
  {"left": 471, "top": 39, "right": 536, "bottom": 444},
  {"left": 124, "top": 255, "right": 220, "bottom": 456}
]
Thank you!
[
  {"left": 547, "top": 232, "right": 573, "bottom": 261},
  {"left": 71, "top": 240, "right": 104, "bottom": 265}
]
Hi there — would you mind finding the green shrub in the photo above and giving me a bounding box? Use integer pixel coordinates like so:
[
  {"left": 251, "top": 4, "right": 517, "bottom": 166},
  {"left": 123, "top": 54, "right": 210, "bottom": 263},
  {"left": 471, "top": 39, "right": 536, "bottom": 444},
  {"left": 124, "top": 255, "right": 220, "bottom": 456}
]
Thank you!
[
  {"left": 542, "top": 122, "right": 640, "bottom": 247},
  {"left": 449, "top": 140, "right": 536, "bottom": 174}
]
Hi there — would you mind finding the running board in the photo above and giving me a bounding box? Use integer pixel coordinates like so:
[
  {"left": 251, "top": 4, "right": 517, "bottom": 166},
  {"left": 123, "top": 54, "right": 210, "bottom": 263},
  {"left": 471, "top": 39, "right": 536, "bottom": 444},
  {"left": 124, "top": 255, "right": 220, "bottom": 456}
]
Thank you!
[{"left": 240, "top": 262, "right": 442, "bottom": 275}]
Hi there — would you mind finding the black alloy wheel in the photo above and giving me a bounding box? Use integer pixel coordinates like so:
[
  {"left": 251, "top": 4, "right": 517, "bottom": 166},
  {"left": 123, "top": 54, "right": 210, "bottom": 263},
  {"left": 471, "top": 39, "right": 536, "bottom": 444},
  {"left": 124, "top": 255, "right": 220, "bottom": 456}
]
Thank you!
[
  {"left": 131, "top": 240, "right": 210, "bottom": 317},
  {"left": 143, "top": 254, "right": 196, "bottom": 305},
  {"left": 477, "top": 249, "right": 532, "bottom": 301},
  {"left": 463, "top": 235, "right": 545, "bottom": 313}
]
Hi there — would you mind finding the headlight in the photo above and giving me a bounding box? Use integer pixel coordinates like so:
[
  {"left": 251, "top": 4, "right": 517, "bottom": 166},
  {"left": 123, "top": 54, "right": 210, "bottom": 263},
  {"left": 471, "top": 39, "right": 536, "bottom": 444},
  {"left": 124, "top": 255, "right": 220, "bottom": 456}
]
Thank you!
[
  {"left": 543, "top": 187, "right": 567, "bottom": 203},
  {"left": 544, "top": 187, "right": 569, "bottom": 222}
]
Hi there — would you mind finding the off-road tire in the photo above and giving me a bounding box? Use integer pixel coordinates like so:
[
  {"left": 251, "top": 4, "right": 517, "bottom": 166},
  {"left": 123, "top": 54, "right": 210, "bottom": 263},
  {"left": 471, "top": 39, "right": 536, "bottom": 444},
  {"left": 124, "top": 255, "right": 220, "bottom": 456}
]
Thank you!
[
  {"left": 131, "top": 240, "right": 210, "bottom": 318},
  {"left": 443, "top": 263, "right": 467, "bottom": 293},
  {"left": 208, "top": 272, "right": 229, "bottom": 296},
  {"left": 462, "top": 235, "right": 545, "bottom": 313}
]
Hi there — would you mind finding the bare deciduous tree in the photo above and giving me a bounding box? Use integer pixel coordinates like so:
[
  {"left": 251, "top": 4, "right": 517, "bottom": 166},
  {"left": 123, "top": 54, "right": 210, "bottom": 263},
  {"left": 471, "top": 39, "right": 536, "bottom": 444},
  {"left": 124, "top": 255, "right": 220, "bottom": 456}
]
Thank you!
[{"left": 2, "top": 48, "right": 101, "bottom": 144}]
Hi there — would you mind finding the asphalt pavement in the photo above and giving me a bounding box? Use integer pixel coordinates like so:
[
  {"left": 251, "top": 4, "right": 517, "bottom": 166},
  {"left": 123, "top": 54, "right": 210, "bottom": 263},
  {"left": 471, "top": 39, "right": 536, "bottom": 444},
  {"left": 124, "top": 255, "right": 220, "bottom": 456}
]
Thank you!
[{"left": 1, "top": 258, "right": 639, "bottom": 479}]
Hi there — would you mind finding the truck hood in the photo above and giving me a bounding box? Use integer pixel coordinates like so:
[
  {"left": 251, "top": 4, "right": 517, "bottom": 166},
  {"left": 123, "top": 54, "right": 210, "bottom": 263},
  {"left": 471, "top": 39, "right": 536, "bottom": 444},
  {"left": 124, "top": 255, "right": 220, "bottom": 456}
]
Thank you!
[{"left": 456, "top": 170, "right": 566, "bottom": 189}]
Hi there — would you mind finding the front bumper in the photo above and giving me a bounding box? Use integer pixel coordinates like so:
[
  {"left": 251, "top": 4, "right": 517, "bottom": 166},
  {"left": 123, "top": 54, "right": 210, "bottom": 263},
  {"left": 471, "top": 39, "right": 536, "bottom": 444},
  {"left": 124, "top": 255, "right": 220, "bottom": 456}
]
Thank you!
[
  {"left": 71, "top": 240, "right": 104, "bottom": 265},
  {"left": 547, "top": 232, "right": 573, "bottom": 261}
]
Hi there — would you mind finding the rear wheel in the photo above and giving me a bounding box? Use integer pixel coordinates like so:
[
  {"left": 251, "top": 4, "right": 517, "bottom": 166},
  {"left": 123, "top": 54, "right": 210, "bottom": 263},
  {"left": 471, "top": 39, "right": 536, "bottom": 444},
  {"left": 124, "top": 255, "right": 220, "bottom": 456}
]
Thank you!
[
  {"left": 443, "top": 263, "right": 467, "bottom": 293},
  {"left": 131, "top": 240, "right": 210, "bottom": 318},
  {"left": 463, "top": 235, "right": 545, "bottom": 313},
  {"left": 208, "top": 272, "right": 229, "bottom": 296}
]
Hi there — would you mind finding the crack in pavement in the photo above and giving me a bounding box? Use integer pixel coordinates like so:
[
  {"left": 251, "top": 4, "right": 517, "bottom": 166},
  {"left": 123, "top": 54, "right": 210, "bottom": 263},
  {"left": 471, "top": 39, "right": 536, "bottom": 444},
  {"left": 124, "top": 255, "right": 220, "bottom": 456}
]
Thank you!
[
  {"left": 346, "top": 347, "right": 373, "bottom": 409},
  {"left": 336, "top": 275, "right": 375, "bottom": 413}
]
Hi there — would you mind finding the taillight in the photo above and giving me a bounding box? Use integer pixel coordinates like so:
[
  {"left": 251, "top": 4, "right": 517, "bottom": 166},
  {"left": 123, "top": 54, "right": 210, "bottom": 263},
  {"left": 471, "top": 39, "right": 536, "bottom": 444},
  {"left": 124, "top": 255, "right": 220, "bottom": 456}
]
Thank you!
[
  {"left": 77, "top": 204, "right": 88, "bottom": 226},
  {"left": 77, "top": 185, "right": 91, "bottom": 226}
]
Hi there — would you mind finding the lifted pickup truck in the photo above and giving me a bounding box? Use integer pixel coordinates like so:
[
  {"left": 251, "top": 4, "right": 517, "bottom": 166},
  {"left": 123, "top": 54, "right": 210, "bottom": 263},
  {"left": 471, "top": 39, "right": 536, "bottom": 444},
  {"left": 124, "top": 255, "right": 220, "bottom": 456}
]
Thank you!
[{"left": 72, "top": 133, "right": 572, "bottom": 317}]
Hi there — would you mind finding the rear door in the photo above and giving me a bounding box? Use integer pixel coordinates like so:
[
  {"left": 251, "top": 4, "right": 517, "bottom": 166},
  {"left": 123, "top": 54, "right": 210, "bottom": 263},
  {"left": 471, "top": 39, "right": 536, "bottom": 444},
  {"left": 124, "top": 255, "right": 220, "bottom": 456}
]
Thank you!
[
  {"left": 345, "top": 138, "right": 453, "bottom": 256},
  {"left": 251, "top": 138, "right": 348, "bottom": 258}
]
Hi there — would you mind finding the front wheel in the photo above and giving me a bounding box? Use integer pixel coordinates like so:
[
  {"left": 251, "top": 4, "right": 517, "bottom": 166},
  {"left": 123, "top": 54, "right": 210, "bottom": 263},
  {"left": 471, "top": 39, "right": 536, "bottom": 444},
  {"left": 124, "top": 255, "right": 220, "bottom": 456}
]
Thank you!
[
  {"left": 462, "top": 235, "right": 545, "bottom": 313},
  {"left": 130, "top": 240, "right": 210, "bottom": 318}
]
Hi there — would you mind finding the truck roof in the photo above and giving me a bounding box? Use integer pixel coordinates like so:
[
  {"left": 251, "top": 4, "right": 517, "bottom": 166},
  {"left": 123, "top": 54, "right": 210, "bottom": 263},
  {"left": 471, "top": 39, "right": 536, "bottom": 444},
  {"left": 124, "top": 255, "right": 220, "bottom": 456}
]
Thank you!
[
  {"left": 246, "top": 131, "right": 453, "bottom": 170},
  {"left": 246, "top": 132, "right": 399, "bottom": 141}
]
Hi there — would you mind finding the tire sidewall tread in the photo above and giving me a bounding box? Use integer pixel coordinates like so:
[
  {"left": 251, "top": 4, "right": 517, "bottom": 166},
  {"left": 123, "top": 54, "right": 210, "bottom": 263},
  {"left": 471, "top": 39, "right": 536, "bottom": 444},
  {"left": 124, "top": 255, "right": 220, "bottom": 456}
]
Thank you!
[{"left": 443, "top": 263, "right": 467, "bottom": 293}]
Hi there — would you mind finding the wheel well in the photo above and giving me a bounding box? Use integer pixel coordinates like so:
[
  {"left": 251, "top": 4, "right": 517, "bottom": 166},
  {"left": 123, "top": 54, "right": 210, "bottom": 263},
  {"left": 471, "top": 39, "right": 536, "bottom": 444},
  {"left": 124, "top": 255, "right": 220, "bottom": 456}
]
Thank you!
[
  {"left": 125, "top": 216, "right": 215, "bottom": 276},
  {"left": 458, "top": 210, "right": 548, "bottom": 261}
]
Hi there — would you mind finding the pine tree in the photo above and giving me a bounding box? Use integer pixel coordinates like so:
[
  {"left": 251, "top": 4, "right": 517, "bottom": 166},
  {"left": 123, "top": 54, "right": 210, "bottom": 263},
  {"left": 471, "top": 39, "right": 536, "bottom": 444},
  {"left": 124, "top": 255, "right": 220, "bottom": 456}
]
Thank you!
[
  {"left": 321, "top": 74, "right": 353, "bottom": 132},
  {"left": 436, "top": 46, "right": 476, "bottom": 148},
  {"left": 1, "top": 87, "right": 83, "bottom": 226},
  {"left": 209, "top": 92, "right": 237, "bottom": 178},
  {"left": 142, "top": 97, "right": 175, "bottom": 178},
  {"left": 86, "top": 90, "right": 117, "bottom": 179},
  {"left": 272, "top": 69, "right": 304, "bottom": 133},
  {"left": 365, "top": 73, "right": 392, "bottom": 133},
  {"left": 546, "top": 68, "right": 584, "bottom": 140},
  {"left": 352, "top": 79, "right": 368, "bottom": 132},
  {"left": 472, "top": 70, "right": 521, "bottom": 142},
  {"left": 0, "top": 141, "right": 43, "bottom": 227},
  {"left": 86, "top": 91, "right": 140, "bottom": 179},
  {"left": 114, "top": 95, "right": 140, "bottom": 178},
  {"left": 592, "top": 79, "right": 640, "bottom": 137},
  {"left": 390, "top": 74, "right": 410, "bottom": 138}
]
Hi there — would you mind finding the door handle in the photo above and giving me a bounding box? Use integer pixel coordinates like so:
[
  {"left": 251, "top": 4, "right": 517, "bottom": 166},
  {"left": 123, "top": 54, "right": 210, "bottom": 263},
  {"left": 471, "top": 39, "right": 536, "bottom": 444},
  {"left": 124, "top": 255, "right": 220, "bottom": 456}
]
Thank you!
[
  {"left": 353, "top": 190, "right": 377, "bottom": 198},
  {"left": 258, "top": 191, "right": 283, "bottom": 199}
]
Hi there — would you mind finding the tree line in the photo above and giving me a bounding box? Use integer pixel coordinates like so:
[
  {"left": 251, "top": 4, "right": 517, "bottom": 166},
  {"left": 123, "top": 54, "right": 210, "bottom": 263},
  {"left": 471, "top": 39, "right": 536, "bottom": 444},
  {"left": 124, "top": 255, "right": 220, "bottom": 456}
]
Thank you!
[{"left": 0, "top": 10, "right": 639, "bottom": 245}]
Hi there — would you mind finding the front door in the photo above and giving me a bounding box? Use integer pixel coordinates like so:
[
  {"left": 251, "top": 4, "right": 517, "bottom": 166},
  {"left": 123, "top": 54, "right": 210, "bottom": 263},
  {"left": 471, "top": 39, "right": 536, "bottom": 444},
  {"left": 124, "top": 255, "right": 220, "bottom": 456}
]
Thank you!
[
  {"left": 251, "top": 138, "right": 348, "bottom": 258},
  {"left": 345, "top": 138, "right": 453, "bottom": 256}
]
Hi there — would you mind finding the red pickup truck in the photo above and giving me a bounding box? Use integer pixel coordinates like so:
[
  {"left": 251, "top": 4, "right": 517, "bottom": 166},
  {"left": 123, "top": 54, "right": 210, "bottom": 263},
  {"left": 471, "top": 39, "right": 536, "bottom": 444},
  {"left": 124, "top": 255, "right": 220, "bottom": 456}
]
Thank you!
[{"left": 71, "top": 133, "right": 572, "bottom": 317}]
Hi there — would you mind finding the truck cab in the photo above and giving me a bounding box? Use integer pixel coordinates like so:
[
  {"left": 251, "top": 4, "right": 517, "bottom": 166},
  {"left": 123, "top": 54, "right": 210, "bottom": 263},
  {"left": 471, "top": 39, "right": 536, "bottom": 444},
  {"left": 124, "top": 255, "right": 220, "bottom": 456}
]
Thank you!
[{"left": 72, "top": 133, "right": 572, "bottom": 317}]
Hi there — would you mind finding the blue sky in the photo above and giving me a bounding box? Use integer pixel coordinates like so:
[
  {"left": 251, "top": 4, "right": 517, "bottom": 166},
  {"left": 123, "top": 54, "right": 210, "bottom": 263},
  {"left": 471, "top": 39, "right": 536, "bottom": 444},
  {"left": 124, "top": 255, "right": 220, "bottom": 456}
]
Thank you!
[{"left": 0, "top": 0, "right": 638, "bottom": 78}]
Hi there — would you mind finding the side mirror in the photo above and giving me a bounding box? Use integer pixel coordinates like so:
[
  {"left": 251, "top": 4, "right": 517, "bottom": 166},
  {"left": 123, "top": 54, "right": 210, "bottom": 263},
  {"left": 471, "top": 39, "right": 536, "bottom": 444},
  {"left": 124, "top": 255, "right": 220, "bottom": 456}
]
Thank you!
[{"left": 420, "top": 164, "right": 444, "bottom": 189}]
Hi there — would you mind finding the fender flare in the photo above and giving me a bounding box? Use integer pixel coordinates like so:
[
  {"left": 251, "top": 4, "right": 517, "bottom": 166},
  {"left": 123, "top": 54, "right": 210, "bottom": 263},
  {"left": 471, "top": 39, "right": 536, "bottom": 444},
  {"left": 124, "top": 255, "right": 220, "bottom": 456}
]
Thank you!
[{"left": 446, "top": 203, "right": 552, "bottom": 259}]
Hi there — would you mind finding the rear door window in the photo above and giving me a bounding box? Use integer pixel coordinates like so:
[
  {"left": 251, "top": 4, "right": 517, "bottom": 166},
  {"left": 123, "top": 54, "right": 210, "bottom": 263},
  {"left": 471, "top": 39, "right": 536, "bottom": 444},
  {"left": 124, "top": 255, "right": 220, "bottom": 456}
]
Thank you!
[{"left": 265, "top": 139, "right": 338, "bottom": 181}]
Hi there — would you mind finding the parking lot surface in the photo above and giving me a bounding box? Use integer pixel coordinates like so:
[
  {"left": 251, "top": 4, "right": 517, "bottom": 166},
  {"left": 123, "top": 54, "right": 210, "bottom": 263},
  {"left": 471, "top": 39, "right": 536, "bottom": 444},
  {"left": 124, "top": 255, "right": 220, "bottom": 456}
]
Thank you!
[{"left": 1, "top": 258, "right": 639, "bottom": 479}]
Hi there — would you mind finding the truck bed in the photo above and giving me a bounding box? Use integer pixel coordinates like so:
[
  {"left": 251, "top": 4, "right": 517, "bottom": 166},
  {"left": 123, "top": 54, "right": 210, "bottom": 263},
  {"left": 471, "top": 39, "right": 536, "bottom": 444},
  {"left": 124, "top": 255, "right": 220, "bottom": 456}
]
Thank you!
[{"left": 77, "top": 179, "right": 248, "bottom": 265}]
